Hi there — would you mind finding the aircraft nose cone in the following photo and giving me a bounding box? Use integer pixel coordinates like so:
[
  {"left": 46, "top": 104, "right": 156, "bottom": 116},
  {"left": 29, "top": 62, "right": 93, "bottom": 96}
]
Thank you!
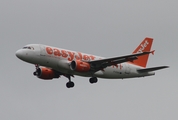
[{"left": 16, "top": 49, "right": 23, "bottom": 59}]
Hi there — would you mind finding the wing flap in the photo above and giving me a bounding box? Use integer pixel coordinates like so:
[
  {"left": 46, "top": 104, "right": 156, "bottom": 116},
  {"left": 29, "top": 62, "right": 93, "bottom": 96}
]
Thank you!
[{"left": 137, "top": 66, "right": 169, "bottom": 73}]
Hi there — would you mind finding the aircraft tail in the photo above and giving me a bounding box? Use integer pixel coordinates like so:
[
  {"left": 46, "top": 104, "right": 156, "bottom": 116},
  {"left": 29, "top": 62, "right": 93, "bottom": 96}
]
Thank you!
[{"left": 132, "top": 37, "right": 153, "bottom": 68}]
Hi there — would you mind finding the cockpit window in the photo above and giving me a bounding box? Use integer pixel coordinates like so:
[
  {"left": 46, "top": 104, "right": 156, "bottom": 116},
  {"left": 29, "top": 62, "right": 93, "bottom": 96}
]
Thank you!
[{"left": 23, "top": 46, "right": 34, "bottom": 50}]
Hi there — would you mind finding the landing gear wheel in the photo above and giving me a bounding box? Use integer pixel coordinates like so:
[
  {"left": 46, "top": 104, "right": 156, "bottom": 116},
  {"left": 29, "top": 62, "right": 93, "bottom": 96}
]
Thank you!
[
  {"left": 66, "top": 81, "right": 75, "bottom": 88},
  {"left": 89, "top": 77, "right": 98, "bottom": 84},
  {"left": 33, "top": 71, "right": 38, "bottom": 76},
  {"left": 33, "top": 72, "right": 37, "bottom": 76}
]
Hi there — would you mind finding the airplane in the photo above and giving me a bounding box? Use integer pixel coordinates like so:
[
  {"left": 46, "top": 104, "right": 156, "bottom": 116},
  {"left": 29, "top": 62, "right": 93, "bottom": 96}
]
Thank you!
[{"left": 16, "top": 37, "right": 169, "bottom": 88}]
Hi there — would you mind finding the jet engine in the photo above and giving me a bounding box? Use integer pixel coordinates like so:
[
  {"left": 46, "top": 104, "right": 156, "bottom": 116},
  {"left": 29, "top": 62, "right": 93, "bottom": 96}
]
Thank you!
[
  {"left": 33, "top": 67, "right": 59, "bottom": 80},
  {"left": 70, "top": 60, "right": 90, "bottom": 72}
]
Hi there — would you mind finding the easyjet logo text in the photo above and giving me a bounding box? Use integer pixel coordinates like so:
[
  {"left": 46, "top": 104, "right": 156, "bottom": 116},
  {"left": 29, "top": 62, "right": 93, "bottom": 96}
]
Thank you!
[
  {"left": 137, "top": 40, "right": 149, "bottom": 53},
  {"left": 46, "top": 47, "right": 95, "bottom": 61}
]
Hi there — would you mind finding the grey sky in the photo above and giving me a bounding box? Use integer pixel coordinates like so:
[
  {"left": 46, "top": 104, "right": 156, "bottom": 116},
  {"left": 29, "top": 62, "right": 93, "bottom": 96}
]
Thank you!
[{"left": 0, "top": 0, "right": 177, "bottom": 120}]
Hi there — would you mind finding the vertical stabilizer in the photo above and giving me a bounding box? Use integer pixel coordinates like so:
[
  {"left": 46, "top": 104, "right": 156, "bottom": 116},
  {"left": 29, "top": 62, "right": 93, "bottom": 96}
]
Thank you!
[{"left": 132, "top": 37, "right": 153, "bottom": 68}]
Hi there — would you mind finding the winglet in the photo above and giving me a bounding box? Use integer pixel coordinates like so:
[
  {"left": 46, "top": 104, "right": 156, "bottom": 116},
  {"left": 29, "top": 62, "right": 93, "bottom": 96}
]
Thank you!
[
  {"left": 151, "top": 50, "right": 155, "bottom": 55},
  {"left": 132, "top": 37, "right": 153, "bottom": 68}
]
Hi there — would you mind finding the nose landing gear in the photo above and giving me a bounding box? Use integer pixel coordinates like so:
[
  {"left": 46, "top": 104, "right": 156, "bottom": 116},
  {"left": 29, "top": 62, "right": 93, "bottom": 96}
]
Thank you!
[{"left": 33, "top": 64, "right": 40, "bottom": 76}]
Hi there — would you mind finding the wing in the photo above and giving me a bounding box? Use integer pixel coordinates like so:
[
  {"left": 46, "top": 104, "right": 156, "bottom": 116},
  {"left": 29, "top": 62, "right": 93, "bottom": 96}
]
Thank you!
[{"left": 88, "top": 52, "right": 151, "bottom": 71}]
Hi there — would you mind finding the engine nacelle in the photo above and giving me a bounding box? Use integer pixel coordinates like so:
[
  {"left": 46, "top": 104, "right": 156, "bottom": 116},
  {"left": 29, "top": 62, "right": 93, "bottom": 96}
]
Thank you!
[
  {"left": 70, "top": 60, "right": 90, "bottom": 72},
  {"left": 34, "top": 67, "right": 59, "bottom": 80}
]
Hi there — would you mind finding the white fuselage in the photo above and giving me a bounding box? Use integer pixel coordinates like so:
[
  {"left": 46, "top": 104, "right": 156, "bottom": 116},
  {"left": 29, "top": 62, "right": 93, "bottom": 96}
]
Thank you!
[{"left": 16, "top": 44, "right": 155, "bottom": 79}]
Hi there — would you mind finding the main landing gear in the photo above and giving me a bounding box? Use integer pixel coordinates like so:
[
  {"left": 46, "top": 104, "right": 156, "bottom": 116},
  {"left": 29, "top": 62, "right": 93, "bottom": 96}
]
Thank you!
[
  {"left": 65, "top": 76, "right": 98, "bottom": 88},
  {"left": 89, "top": 77, "right": 98, "bottom": 84},
  {"left": 66, "top": 81, "right": 75, "bottom": 88},
  {"left": 65, "top": 75, "right": 75, "bottom": 88}
]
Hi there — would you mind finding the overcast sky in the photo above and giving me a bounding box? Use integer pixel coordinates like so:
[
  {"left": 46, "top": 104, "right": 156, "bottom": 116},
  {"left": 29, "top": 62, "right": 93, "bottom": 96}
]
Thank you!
[{"left": 0, "top": 0, "right": 177, "bottom": 120}]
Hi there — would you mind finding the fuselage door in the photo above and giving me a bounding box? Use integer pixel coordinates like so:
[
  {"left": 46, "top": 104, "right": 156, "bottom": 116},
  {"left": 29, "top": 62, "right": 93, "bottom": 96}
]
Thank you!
[
  {"left": 39, "top": 45, "right": 46, "bottom": 56},
  {"left": 39, "top": 45, "right": 51, "bottom": 65}
]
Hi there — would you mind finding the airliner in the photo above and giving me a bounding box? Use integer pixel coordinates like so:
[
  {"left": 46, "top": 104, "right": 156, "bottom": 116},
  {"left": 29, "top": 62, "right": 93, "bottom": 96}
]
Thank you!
[{"left": 16, "top": 37, "right": 168, "bottom": 88}]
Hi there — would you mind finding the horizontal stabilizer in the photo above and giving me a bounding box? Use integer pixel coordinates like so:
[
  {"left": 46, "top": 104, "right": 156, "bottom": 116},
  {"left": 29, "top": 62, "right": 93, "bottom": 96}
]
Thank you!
[{"left": 137, "top": 66, "right": 169, "bottom": 73}]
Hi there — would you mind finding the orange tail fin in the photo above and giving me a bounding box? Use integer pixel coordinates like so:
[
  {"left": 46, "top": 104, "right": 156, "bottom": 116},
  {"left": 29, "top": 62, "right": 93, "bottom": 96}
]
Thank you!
[{"left": 132, "top": 37, "right": 153, "bottom": 68}]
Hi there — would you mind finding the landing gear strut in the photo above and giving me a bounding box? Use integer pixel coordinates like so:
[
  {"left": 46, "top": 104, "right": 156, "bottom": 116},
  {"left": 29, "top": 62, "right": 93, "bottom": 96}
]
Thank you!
[
  {"left": 89, "top": 77, "right": 98, "bottom": 84},
  {"left": 66, "top": 75, "right": 75, "bottom": 88},
  {"left": 33, "top": 64, "right": 40, "bottom": 76}
]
